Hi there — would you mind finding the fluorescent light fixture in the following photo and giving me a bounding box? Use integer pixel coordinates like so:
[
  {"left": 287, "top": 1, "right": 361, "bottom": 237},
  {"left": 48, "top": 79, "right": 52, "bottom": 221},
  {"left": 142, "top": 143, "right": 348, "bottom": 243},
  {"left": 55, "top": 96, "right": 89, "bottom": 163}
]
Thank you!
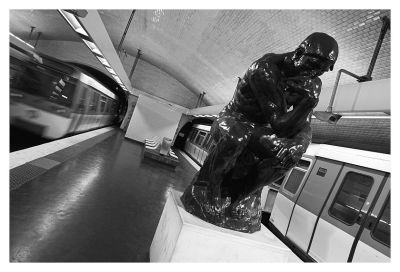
[
  {"left": 82, "top": 39, "right": 103, "bottom": 56},
  {"left": 105, "top": 66, "right": 116, "bottom": 75},
  {"left": 112, "top": 75, "right": 122, "bottom": 84},
  {"left": 312, "top": 111, "right": 390, "bottom": 119},
  {"left": 9, "top": 32, "right": 34, "bottom": 49},
  {"left": 59, "top": 10, "right": 89, "bottom": 36},
  {"left": 96, "top": 56, "right": 110, "bottom": 67}
]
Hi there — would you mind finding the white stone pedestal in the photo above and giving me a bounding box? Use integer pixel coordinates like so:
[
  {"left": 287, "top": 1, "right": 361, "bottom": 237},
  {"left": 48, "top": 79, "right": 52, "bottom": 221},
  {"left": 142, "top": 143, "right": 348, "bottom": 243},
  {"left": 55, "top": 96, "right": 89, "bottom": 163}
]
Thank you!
[{"left": 150, "top": 189, "right": 302, "bottom": 262}]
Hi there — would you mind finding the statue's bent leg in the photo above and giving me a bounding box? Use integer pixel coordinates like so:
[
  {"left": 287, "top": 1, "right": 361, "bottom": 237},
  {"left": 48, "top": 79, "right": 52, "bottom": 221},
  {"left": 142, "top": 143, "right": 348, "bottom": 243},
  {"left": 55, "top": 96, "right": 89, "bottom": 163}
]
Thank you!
[{"left": 181, "top": 116, "right": 253, "bottom": 228}]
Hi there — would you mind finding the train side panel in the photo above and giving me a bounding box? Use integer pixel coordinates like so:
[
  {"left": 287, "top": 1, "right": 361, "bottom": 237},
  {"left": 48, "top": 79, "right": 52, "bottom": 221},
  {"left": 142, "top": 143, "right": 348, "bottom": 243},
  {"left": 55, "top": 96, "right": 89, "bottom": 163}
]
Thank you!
[
  {"left": 352, "top": 177, "right": 390, "bottom": 262},
  {"left": 269, "top": 157, "right": 314, "bottom": 236},
  {"left": 308, "top": 165, "right": 386, "bottom": 262},
  {"left": 286, "top": 158, "right": 343, "bottom": 252}
]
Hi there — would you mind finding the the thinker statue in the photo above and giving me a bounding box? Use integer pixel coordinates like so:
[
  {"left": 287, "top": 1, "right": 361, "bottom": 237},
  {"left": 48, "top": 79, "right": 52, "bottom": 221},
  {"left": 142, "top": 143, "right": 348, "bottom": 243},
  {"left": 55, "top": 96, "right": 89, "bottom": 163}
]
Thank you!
[{"left": 181, "top": 33, "right": 339, "bottom": 233}]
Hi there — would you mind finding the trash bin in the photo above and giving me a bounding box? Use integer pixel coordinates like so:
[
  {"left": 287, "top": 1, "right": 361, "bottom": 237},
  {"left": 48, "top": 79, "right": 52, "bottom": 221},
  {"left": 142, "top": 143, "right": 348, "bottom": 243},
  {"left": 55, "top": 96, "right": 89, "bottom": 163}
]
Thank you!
[{"left": 160, "top": 137, "right": 172, "bottom": 155}]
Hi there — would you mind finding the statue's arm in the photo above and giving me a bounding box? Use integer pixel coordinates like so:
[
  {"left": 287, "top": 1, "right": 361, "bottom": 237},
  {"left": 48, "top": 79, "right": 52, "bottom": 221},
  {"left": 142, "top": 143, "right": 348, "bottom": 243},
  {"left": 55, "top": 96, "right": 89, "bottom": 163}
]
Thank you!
[
  {"left": 275, "top": 120, "right": 313, "bottom": 169},
  {"left": 246, "top": 60, "right": 318, "bottom": 137}
]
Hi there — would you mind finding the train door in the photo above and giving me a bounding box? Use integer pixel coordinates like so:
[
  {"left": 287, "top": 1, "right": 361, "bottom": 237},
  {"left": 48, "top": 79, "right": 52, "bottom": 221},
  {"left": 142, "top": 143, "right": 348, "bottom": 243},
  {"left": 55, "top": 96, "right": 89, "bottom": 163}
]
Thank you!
[
  {"left": 71, "top": 86, "right": 89, "bottom": 132},
  {"left": 286, "top": 157, "right": 343, "bottom": 253},
  {"left": 99, "top": 96, "right": 107, "bottom": 126},
  {"left": 88, "top": 91, "right": 100, "bottom": 129},
  {"left": 269, "top": 157, "right": 314, "bottom": 235},
  {"left": 308, "top": 164, "right": 386, "bottom": 262},
  {"left": 193, "top": 130, "right": 207, "bottom": 163},
  {"left": 352, "top": 177, "right": 390, "bottom": 262},
  {"left": 185, "top": 129, "right": 197, "bottom": 158},
  {"left": 199, "top": 133, "right": 211, "bottom": 164}
]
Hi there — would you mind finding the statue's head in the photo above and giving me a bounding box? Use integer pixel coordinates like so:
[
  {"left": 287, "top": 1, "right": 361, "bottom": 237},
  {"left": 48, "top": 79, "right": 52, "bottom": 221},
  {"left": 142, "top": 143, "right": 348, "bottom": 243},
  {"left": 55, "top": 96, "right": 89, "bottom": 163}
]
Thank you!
[{"left": 292, "top": 32, "right": 339, "bottom": 77}]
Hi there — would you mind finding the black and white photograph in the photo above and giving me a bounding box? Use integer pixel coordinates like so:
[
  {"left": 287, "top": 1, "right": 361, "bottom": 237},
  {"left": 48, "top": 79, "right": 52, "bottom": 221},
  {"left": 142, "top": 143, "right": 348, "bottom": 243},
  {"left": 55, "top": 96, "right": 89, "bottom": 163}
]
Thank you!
[{"left": 5, "top": 1, "right": 394, "bottom": 266}]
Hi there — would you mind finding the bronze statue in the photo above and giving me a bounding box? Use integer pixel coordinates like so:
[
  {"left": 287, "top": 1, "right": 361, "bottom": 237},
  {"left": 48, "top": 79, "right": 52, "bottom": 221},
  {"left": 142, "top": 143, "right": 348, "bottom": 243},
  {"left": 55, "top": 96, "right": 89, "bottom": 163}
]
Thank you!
[{"left": 181, "top": 33, "right": 339, "bottom": 233}]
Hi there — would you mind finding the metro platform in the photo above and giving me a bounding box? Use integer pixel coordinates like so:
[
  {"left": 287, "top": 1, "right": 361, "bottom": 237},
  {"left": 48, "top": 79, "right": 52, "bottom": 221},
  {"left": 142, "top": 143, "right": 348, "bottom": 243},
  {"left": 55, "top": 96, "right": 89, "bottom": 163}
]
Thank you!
[
  {"left": 10, "top": 128, "right": 197, "bottom": 262},
  {"left": 9, "top": 127, "right": 298, "bottom": 262}
]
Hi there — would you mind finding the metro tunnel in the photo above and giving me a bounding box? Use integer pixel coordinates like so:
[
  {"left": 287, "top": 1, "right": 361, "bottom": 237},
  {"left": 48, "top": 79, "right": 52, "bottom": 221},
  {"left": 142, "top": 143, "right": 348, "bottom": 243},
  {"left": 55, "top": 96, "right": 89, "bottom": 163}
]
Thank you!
[{"left": 9, "top": 9, "right": 391, "bottom": 263}]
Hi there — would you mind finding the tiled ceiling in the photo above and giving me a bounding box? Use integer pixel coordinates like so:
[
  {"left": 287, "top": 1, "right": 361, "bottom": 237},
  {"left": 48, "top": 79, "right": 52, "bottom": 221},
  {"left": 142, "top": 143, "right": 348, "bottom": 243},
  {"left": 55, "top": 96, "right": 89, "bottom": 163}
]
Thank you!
[
  {"left": 10, "top": 9, "right": 391, "bottom": 106},
  {"left": 99, "top": 9, "right": 390, "bottom": 105}
]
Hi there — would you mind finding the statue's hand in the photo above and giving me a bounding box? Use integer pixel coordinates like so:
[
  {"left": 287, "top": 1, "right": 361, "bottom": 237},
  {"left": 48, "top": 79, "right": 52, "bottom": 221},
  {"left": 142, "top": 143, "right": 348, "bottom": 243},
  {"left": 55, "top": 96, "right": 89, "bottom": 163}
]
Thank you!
[
  {"left": 259, "top": 134, "right": 285, "bottom": 153},
  {"left": 284, "top": 77, "right": 321, "bottom": 109},
  {"left": 275, "top": 142, "right": 305, "bottom": 169}
]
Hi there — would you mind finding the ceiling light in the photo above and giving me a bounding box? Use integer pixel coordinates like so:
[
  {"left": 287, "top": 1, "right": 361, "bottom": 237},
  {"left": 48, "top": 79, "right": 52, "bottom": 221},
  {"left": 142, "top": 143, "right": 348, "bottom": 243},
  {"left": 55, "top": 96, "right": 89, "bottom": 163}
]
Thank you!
[
  {"left": 96, "top": 56, "right": 110, "bottom": 67},
  {"left": 59, "top": 10, "right": 89, "bottom": 36},
  {"left": 112, "top": 75, "right": 122, "bottom": 84},
  {"left": 82, "top": 39, "right": 103, "bottom": 56},
  {"left": 105, "top": 66, "right": 116, "bottom": 75}
]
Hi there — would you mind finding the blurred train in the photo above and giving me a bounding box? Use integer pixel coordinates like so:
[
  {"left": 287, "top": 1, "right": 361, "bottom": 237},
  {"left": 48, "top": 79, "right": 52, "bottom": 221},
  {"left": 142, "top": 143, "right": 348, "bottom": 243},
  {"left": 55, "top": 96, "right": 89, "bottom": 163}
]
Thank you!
[
  {"left": 183, "top": 122, "right": 390, "bottom": 262},
  {"left": 10, "top": 42, "right": 122, "bottom": 139}
]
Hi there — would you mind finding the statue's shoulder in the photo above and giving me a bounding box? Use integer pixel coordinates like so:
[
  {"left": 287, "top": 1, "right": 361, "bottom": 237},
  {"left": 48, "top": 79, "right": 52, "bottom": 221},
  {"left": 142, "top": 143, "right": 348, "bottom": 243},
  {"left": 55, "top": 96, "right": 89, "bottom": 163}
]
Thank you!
[
  {"left": 256, "top": 53, "right": 284, "bottom": 64},
  {"left": 310, "top": 76, "right": 322, "bottom": 88},
  {"left": 314, "top": 76, "right": 322, "bottom": 85},
  {"left": 249, "top": 53, "right": 282, "bottom": 76}
]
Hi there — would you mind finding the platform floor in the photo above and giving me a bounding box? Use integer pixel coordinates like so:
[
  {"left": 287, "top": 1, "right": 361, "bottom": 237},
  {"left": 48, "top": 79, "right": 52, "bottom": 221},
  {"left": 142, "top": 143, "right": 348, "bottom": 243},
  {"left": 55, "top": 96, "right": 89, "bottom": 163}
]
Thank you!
[{"left": 10, "top": 130, "right": 197, "bottom": 262}]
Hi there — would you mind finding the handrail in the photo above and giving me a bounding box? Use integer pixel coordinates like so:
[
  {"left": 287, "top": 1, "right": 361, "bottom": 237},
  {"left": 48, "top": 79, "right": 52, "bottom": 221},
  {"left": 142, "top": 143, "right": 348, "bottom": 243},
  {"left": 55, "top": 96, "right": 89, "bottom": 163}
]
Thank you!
[
  {"left": 316, "top": 16, "right": 390, "bottom": 124},
  {"left": 327, "top": 69, "right": 363, "bottom": 112}
]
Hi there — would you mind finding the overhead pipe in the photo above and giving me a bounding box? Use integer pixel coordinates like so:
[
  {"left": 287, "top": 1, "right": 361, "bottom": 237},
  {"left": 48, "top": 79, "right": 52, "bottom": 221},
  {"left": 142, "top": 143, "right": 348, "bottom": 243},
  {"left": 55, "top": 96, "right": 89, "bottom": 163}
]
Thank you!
[
  {"left": 364, "top": 16, "right": 390, "bottom": 80},
  {"left": 33, "top": 32, "right": 42, "bottom": 47},
  {"left": 199, "top": 92, "right": 206, "bottom": 107},
  {"left": 195, "top": 93, "right": 202, "bottom": 108},
  {"left": 195, "top": 92, "right": 206, "bottom": 108},
  {"left": 314, "top": 16, "right": 390, "bottom": 124},
  {"left": 28, "top": 26, "right": 35, "bottom": 41},
  {"left": 117, "top": 10, "right": 136, "bottom": 54},
  {"left": 129, "top": 49, "right": 142, "bottom": 80}
]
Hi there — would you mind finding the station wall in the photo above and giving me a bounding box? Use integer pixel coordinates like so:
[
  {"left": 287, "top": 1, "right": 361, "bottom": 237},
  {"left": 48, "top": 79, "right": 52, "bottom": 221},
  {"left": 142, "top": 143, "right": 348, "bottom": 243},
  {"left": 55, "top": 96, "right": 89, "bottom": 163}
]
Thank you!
[{"left": 125, "top": 94, "right": 185, "bottom": 143}]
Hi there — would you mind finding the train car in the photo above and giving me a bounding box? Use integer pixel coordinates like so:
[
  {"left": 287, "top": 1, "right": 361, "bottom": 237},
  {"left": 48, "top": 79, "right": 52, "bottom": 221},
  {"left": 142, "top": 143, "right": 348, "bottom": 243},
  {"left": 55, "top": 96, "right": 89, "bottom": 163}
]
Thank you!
[
  {"left": 184, "top": 124, "right": 216, "bottom": 165},
  {"left": 10, "top": 42, "right": 121, "bottom": 139},
  {"left": 183, "top": 122, "right": 390, "bottom": 262},
  {"left": 269, "top": 144, "right": 390, "bottom": 262}
]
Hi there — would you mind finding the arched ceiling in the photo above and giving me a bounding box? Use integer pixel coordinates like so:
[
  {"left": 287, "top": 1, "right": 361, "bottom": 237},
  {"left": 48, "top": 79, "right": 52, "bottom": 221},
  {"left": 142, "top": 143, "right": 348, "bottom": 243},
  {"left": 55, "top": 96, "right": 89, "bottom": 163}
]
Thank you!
[{"left": 10, "top": 9, "right": 391, "bottom": 106}]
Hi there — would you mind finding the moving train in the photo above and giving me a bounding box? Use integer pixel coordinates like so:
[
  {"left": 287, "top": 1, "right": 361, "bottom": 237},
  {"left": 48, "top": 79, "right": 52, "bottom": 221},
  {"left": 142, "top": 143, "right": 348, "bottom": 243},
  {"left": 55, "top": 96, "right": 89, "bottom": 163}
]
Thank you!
[
  {"left": 182, "top": 122, "right": 390, "bottom": 262},
  {"left": 10, "top": 42, "right": 121, "bottom": 139}
]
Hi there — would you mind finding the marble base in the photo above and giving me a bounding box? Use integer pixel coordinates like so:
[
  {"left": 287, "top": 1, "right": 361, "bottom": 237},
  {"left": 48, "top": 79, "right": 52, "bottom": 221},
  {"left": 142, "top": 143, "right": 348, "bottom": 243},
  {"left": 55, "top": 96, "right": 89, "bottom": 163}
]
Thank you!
[
  {"left": 150, "top": 189, "right": 302, "bottom": 262},
  {"left": 143, "top": 146, "right": 179, "bottom": 167}
]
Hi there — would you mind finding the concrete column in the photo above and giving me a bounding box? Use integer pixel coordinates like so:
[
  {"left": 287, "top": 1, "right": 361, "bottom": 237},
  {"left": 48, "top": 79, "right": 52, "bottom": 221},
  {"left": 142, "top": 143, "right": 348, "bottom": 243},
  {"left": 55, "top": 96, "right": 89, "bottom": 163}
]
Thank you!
[{"left": 120, "top": 94, "right": 139, "bottom": 131}]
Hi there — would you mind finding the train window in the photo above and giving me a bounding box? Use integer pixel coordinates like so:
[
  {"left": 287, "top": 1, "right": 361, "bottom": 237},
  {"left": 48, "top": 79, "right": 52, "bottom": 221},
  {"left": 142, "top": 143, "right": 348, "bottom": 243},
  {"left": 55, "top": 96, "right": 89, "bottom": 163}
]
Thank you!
[
  {"left": 329, "top": 171, "right": 373, "bottom": 225},
  {"left": 78, "top": 90, "right": 87, "bottom": 111},
  {"left": 209, "top": 142, "right": 217, "bottom": 151},
  {"left": 272, "top": 176, "right": 285, "bottom": 187},
  {"left": 187, "top": 130, "right": 195, "bottom": 141},
  {"left": 283, "top": 169, "right": 306, "bottom": 195},
  {"left": 48, "top": 79, "right": 76, "bottom": 108},
  {"left": 190, "top": 129, "right": 198, "bottom": 142},
  {"left": 105, "top": 99, "right": 112, "bottom": 113},
  {"left": 297, "top": 159, "right": 311, "bottom": 170},
  {"left": 202, "top": 134, "right": 211, "bottom": 148},
  {"left": 371, "top": 195, "right": 390, "bottom": 246},
  {"left": 90, "top": 92, "right": 100, "bottom": 112},
  {"left": 100, "top": 96, "right": 107, "bottom": 112},
  {"left": 194, "top": 131, "right": 207, "bottom": 146},
  {"left": 206, "top": 139, "right": 215, "bottom": 151},
  {"left": 10, "top": 61, "right": 76, "bottom": 107}
]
